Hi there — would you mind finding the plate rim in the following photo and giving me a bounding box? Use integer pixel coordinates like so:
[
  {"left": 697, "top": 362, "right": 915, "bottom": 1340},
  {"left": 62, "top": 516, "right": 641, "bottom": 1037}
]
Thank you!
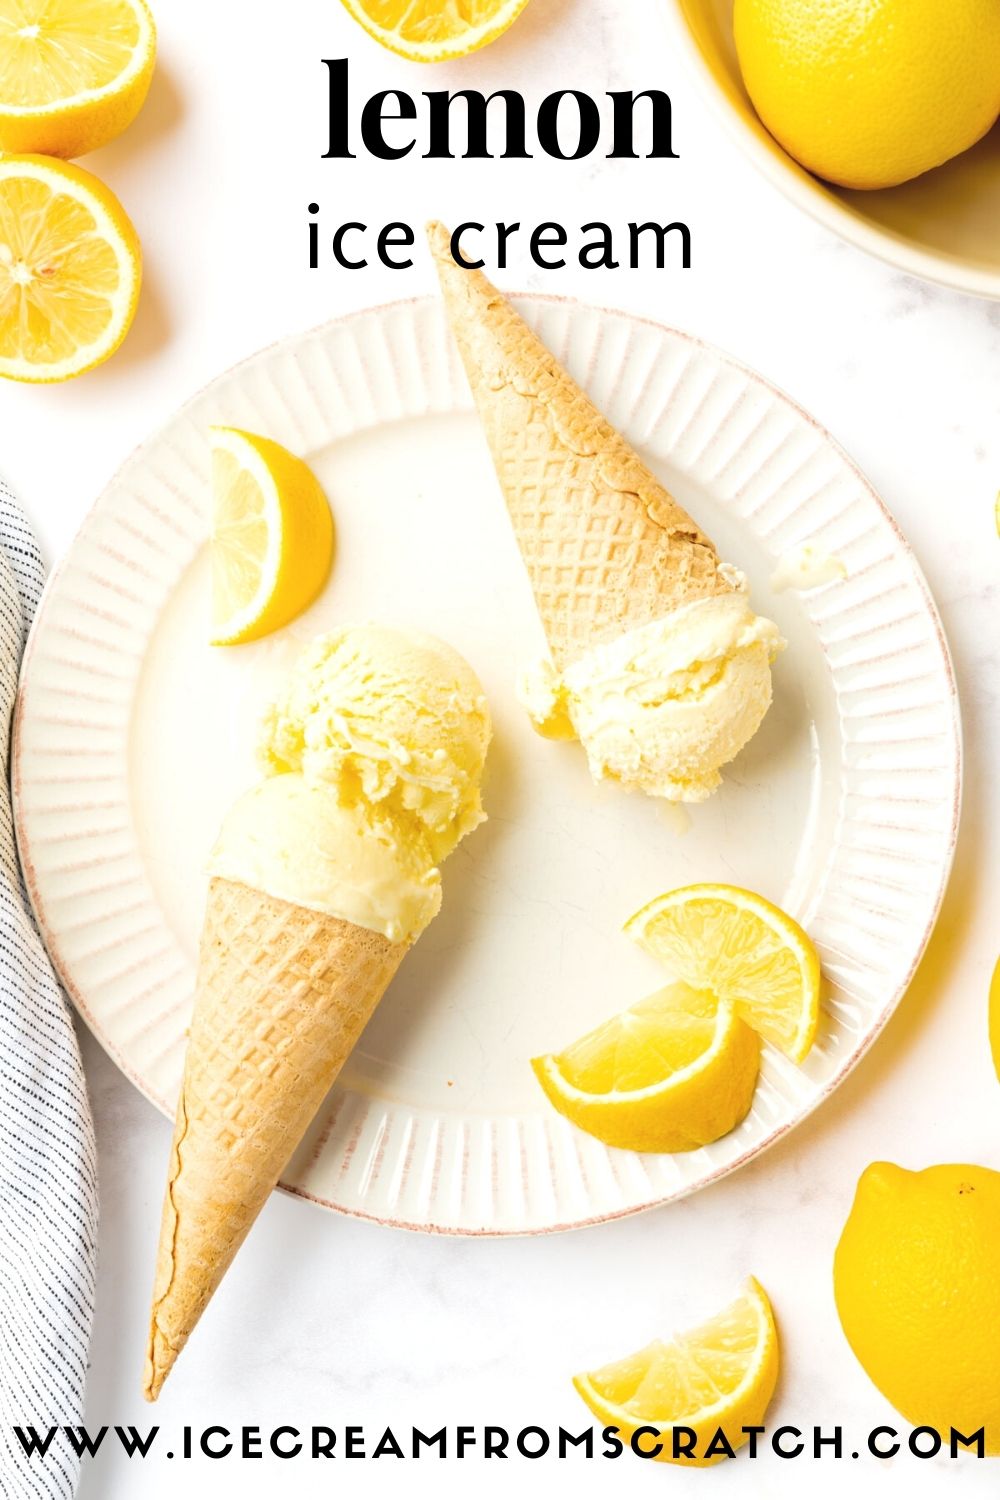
[{"left": 13, "top": 292, "right": 964, "bottom": 1235}]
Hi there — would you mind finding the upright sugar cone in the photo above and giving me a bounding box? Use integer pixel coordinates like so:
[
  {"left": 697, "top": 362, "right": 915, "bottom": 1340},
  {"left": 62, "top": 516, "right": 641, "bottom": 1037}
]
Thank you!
[
  {"left": 145, "top": 628, "right": 492, "bottom": 1396},
  {"left": 428, "top": 221, "right": 735, "bottom": 670},
  {"left": 144, "top": 877, "right": 407, "bottom": 1400}
]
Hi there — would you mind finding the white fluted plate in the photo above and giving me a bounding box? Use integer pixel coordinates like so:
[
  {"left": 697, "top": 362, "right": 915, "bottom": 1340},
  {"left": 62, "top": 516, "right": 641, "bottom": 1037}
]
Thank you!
[{"left": 13, "top": 297, "right": 961, "bottom": 1234}]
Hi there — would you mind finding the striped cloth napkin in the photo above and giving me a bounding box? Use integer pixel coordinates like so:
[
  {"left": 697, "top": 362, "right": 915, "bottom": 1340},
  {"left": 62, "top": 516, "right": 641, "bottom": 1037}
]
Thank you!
[{"left": 0, "top": 475, "right": 97, "bottom": 1500}]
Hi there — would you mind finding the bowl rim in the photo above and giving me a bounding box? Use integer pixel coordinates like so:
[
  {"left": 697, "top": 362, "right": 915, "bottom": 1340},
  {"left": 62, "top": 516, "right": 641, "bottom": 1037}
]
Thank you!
[{"left": 664, "top": 0, "right": 1000, "bottom": 302}]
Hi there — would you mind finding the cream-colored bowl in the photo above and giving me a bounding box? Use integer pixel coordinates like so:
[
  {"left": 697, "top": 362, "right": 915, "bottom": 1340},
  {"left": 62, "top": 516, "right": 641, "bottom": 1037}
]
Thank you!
[{"left": 667, "top": 0, "right": 1000, "bottom": 300}]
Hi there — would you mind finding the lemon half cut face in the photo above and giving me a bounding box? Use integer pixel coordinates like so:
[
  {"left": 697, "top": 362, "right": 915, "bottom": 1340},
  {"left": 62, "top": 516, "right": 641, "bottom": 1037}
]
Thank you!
[
  {"left": 337, "top": 0, "right": 533, "bottom": 62},
  {"left": 0, "top": 154, "right": 141, "bottom": 382},
  {"left": 0, "top": 0, "right": 156, "bottom": 159}
]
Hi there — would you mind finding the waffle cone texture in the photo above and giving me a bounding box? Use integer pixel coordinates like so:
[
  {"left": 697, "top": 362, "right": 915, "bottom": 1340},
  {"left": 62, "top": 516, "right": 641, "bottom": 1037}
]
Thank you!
[
  {"left": 144, "top": 877, "right": 407, "bottom": 1400},
  {"left": 428, "top": 221, "right": 735, "bottom": 670}
]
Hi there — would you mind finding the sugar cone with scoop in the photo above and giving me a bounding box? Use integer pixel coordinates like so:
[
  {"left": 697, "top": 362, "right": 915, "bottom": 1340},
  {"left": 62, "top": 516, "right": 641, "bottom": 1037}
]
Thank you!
[
  {"left": 144, "top": 626, "right": 491, "bottom": 1399},
  {"left": 427, "top": 221, "right": 783, "bottom": 804}
]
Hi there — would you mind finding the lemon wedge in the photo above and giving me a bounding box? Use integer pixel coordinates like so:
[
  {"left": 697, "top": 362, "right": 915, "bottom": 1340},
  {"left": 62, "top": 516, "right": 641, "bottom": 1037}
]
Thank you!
[
  {"left": 0, "top": 0, "right": 156, "bottom": 159},
  {"left": 574, "top": 1279, "right": 779, "bottom": 1466},
  {"left": 0, "top": 153, "right": 141, "bottom": 383},
  {"left": 209, "top": 428, "right": 333, "bottom": 647},
  {"left": 532, "top": 982, "right": 759, "bottom": 1153},
  {"left": 625, "top": 885, "right": 820, "bottom": 1064},
  {"left": 338, "top": 0, "right": 533, "bottom": 62}
]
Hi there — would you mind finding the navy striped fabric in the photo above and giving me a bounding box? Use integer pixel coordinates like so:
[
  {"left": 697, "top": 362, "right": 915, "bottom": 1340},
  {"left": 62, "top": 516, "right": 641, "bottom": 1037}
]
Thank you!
[{"left": 0, "top": 477, "right": 96, "bottom": 1500}]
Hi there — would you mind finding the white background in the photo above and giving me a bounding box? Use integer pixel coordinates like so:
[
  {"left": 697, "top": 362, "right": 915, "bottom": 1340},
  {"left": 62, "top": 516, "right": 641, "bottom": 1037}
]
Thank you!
[{"left": 3, "top": 0, "right": 1000, "bottom": 1494}]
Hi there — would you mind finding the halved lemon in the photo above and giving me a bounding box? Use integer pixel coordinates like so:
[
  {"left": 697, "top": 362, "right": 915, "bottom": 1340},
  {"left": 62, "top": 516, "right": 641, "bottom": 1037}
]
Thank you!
[
  {"left": 574, "top": 1279, "right": 779, "bottom": 1467},
  {"left": 210, "top": 428, "right": 334, "bottom": 647},
  {"left": 0, "top": 0, "right": 156, "bottom": 159},
  {"left": 339, "top": 0, "right": 533, "bottom": 62},
  {"left": 625, "top": 885, "right": 820, "bottom": 1064},
  {"left": 532, "top": 982, "right": 759, "bottom": 1153},
  {"left": 0, "top": 154, "right": 140, "bottom": 382}
]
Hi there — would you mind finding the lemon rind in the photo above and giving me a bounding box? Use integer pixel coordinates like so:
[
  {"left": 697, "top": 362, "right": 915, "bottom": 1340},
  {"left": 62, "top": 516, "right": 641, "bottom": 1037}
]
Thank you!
[
  {"left": 533, "top": 999, "right": 743, "bottom": 1107},
  {"left": 207, "top": 427, "right": 286, "bottom": 646}
]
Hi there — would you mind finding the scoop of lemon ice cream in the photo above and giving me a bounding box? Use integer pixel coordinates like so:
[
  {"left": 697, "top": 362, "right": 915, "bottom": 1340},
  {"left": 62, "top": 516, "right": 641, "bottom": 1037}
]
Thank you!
[
  {"left": 260, "top": 624, "right": 492, "bottom": 860},
  {"left": 213, "top": 627, "right": 491, "bottom": 942},
  {"left": 207, "top": 773, "right": 441, "bottom": 943},
  {"left": 519, "top": 592, "right": 783, "bottom": 803}
]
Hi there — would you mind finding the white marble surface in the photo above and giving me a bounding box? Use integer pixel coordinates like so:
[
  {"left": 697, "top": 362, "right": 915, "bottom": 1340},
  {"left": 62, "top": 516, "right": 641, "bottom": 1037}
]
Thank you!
[{"left": 3, "top": 0, "right": 999, "bottom": 1493}]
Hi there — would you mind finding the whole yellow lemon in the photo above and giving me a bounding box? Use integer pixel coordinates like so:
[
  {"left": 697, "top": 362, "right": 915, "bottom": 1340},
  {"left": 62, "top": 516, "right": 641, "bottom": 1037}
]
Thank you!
[
  {"left": 734, "top": 0, "right": 1000, "bottom": 190},
  {"left": 834, "top": 1162, "right": 1000, "bottom": 1451}
]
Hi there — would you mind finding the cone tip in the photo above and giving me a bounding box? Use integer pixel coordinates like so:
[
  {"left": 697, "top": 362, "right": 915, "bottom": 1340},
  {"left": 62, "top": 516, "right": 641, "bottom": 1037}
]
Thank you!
[
  {"left": 425, "top": 220, "right": 452, "bottom": 264},
  {"left": 143, "top": 1329, "right": 172, "bottom": 1402}
]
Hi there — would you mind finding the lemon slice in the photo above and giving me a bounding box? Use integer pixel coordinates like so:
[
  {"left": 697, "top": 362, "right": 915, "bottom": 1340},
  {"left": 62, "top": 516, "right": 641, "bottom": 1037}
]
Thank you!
[
  {"left": 210, "top": 428, "right": 334, "bottom": 647},
  {"left": 339, "top": 0, "right": 533, "bottom": 61},
  {"left": 574, "top": 1279, "right": 779, "bottom": 1466},
  {"left": 0, "top": 0, "right": 156, "bottom": 159},
  {"left": 625, "top": 885, "right": 820, "bottom": 1064},
  {"left": 0, "top": 154, "right": 141, "bottom": 383},
  {"left": 532, "top": 982, "right": 759, "bottom": 1153}
]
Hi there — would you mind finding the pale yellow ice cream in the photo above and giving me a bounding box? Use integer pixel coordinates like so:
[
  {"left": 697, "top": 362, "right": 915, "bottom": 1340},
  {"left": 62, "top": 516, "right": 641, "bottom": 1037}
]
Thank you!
[
  {"left": 207, "top": 773, "right": 441, "bottom": 943},
  {"left": 770, "top": 544, "right": 847, "bottom": 593},
  {"left": 260, "top": 625, "right": 491, "bottom": 861},
  {"left": 519, "top": 592, "right": 784, "bottom": 803},
  {"left": 212, "top": 625, "right": 491, "bottom": 942}
]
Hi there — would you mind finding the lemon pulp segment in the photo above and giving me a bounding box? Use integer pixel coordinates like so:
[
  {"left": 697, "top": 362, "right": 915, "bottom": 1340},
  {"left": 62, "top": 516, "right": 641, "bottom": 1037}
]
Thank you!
[
  {"left": 574, "top": 1279, "right": 779, "bottom": 1466},
  {"left": 625, "top": 884, "right": 820, "bottom": 1063},
  {"left": 338, "top": 0, "right": 532, "bottom": 61},
  {"left": 0, "top": 0, "right": 156, "bottom": 157}
]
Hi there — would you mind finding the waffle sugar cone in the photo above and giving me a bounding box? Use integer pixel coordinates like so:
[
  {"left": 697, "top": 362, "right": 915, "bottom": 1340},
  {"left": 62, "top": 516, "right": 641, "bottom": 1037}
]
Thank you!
[
  {"left": 428, "top": 221, "right": 735, "bottom": 670},
  {"left": 144, "top": 876, "right": 407, "bottom": 1401}
]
